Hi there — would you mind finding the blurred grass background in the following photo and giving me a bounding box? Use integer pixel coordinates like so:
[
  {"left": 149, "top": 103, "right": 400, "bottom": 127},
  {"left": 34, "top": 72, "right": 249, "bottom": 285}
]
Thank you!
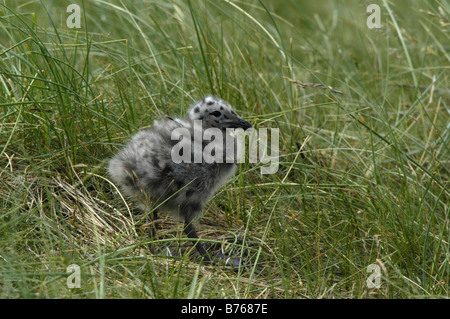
[{"left": 0, "top": 0, "right": 448, "bottom": 298}]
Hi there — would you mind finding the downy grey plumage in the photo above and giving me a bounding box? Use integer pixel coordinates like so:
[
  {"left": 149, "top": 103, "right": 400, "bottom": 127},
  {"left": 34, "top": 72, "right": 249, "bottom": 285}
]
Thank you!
[{"left": 108, "top": 95, "right": 252, "bottom": 267}]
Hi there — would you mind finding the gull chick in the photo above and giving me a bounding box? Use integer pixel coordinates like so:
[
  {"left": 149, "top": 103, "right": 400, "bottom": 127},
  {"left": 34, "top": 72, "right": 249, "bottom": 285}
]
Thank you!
[{"left": 108, "top": 95, "right": 252, "bottom": 267}]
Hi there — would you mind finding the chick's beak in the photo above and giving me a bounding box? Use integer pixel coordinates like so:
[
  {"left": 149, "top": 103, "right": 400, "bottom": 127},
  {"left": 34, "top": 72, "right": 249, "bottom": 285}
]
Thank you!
[{"left": 234, "top": 118, "right": 252, "bottom": 130}]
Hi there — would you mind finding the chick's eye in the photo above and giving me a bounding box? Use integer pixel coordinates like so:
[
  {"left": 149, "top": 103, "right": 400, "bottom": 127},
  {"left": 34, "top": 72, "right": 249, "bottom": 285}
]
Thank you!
[{"left": 211, "top": 111, "right": 221, "bottom": 117}]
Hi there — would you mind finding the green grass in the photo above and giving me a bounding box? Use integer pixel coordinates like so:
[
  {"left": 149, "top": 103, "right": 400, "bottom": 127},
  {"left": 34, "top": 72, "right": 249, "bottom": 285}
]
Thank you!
[{"left": 0, "top": 0, "right": 448, "bottom": 298}]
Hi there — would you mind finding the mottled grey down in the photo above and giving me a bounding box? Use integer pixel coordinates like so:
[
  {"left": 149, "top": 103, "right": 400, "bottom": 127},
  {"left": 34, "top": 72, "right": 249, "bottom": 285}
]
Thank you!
[{"left": 108, "top": 95, "right": 252, "bottom": 223}]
